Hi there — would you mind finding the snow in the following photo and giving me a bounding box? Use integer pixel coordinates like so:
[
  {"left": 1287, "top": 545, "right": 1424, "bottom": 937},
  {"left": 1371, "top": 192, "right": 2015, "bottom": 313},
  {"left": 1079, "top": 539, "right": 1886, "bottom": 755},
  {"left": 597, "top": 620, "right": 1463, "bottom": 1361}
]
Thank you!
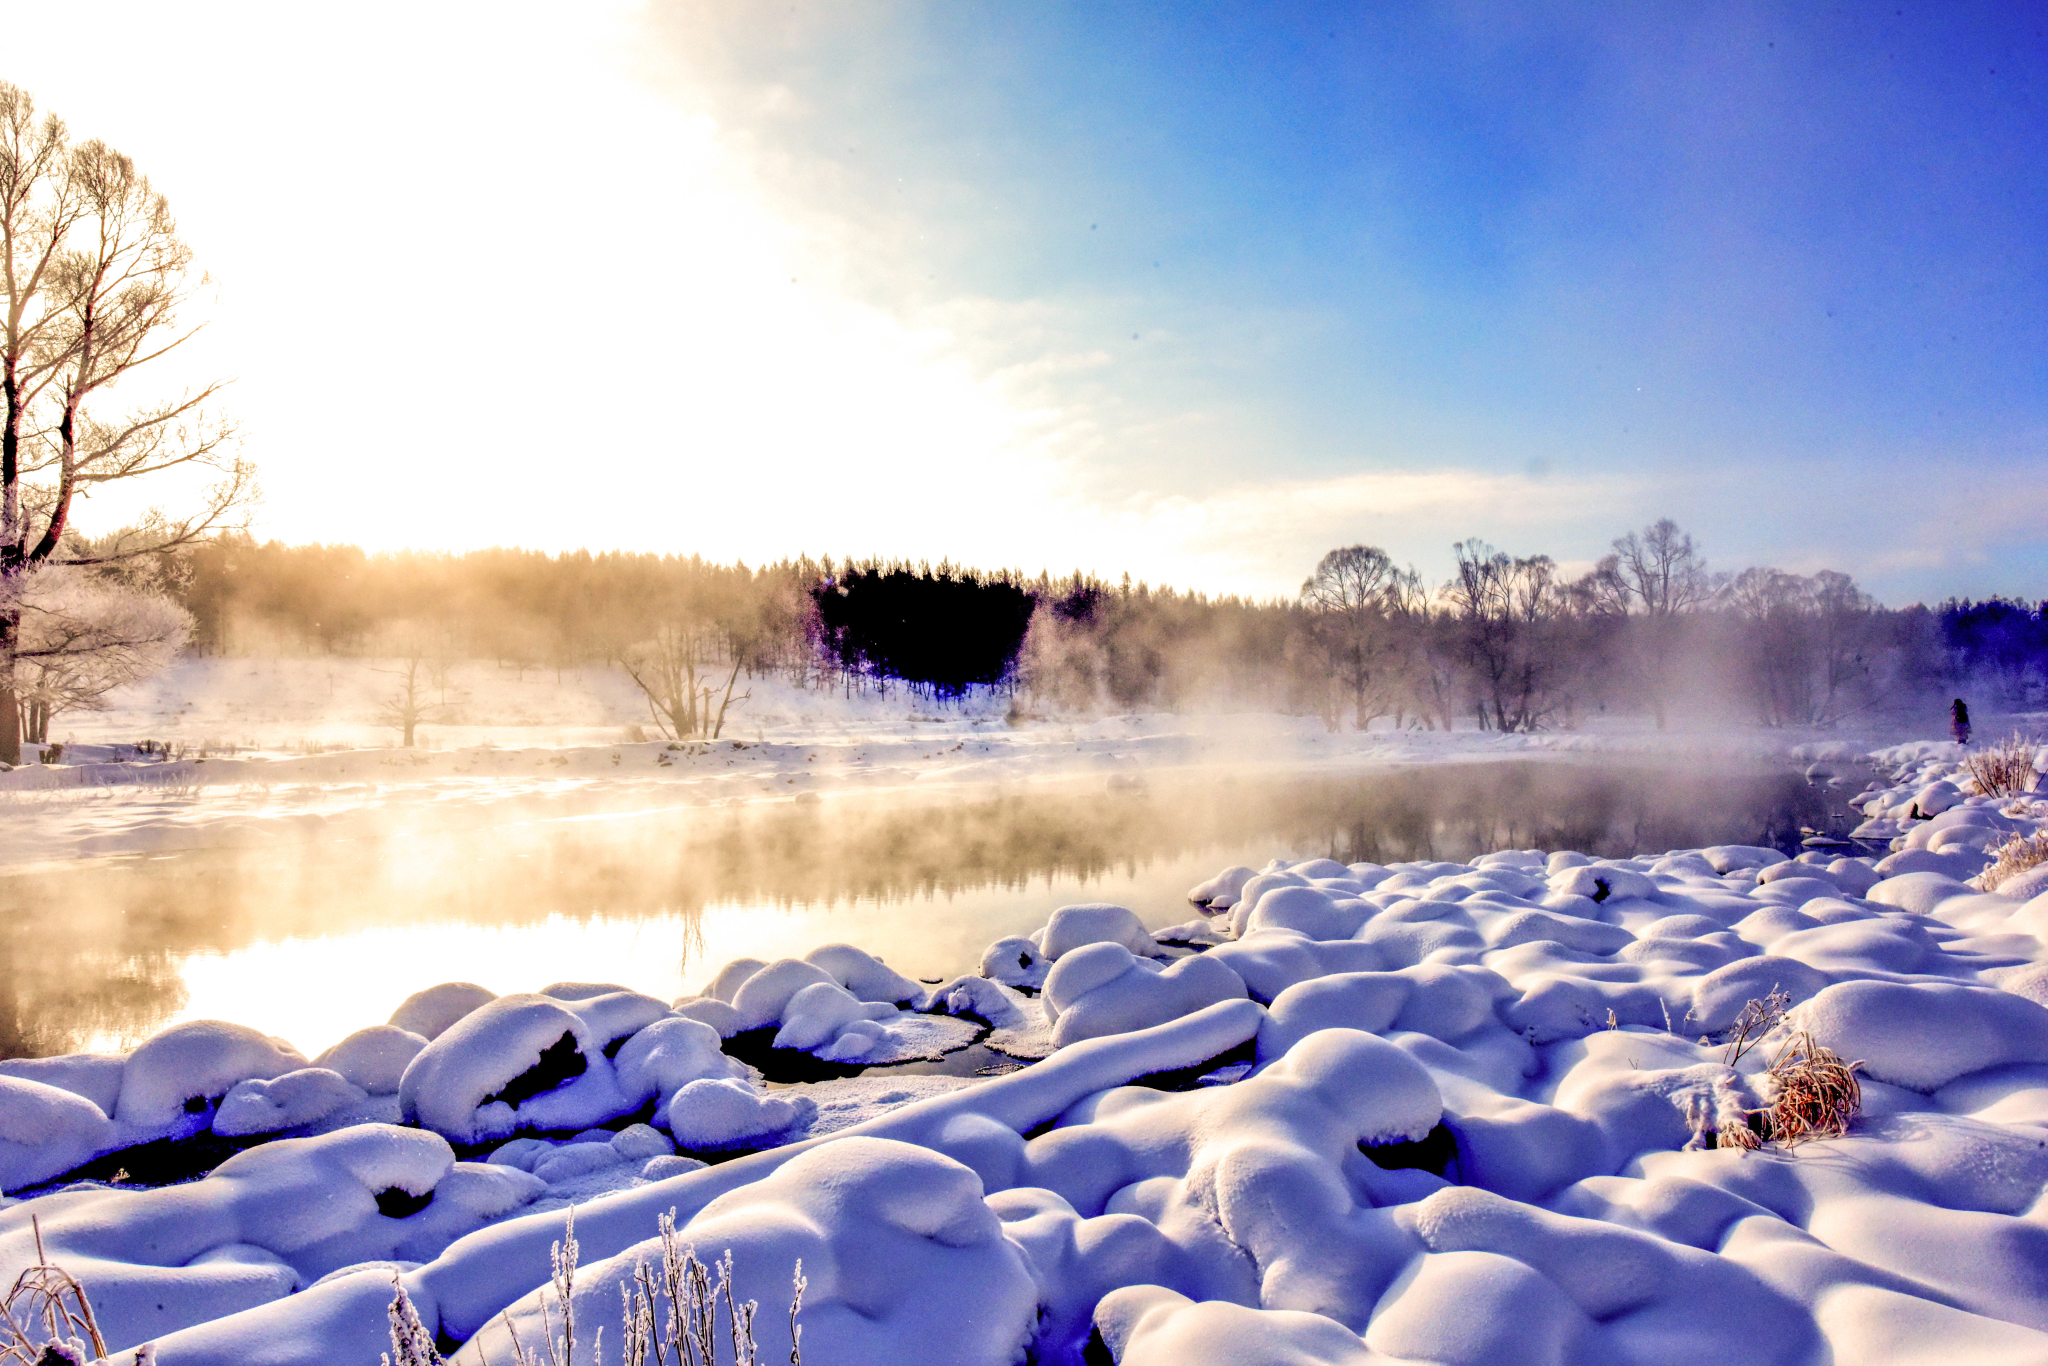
[
  {"left": 386, "top": 983, "right": 497, "bottom": 1042},
  {"left": 0, "top": 1076, "right": 114, "bottom": 1192},
  {"left": 0, "top": 1124, "right": 544, "bottom": 1352},
  {"left": 664, "top": 1077, "right": 815, "bottom": 1152},
  {"left": 1042, "top": 942, "right": 1248, "bottom": 1047},
  {"left": 311, "top": 1026, "right": 428, "bottom": 1095},
  {"left": 212, "top": 1068, "right": 368, "bottom": 1138},
  {"left": 1041, "top": 902, "right": 1164, "bottom": 960},
  {"left": 611, "top": 1016, "right": 745, "bottom": 1106},
  {"left": 11, "top": 712, "right": 2048, "bottom": 1363},
  {"left": 115, "top": 1021, "right": 308, "bottom": 1141},
  {"left": 396, "top": 994, "right": 633, "bottom": 1145}
]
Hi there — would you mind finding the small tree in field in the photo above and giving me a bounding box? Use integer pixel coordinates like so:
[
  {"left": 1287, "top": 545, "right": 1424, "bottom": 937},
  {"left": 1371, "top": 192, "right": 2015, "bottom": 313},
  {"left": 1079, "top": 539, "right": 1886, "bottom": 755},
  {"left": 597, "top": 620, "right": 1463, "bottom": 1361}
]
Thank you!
[{"left": 1, "top": 82, "right": 251, "bottom": 765}]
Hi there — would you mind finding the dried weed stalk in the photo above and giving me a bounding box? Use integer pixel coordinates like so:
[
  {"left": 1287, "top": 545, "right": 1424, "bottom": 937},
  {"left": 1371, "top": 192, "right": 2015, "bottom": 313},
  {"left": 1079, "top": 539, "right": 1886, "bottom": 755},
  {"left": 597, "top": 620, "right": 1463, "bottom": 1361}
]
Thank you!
[
  {"left": 1755, "top": 1030, "right": 1864, "bottom": 1149},
  {"left": 1721, "top": 990, "right": 1791, "bottom": 1067},
  {"left": 385, "top": 1208, "right": 802, "bottom": 1366},
  {"left": 1963, "top": 732, "right": 2042, "bottom": 798},
  {"left": 1974, "top": 830, "right": 2048, "bottom": 893},
  {"left": 1, "top": 1217, "right": 113, "bottom": 1366}
]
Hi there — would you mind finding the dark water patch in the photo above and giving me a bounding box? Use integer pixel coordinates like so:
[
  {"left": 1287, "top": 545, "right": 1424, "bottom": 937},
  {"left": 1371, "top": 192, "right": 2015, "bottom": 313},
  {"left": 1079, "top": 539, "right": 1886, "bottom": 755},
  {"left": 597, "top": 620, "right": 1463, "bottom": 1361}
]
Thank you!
[
  {"left": 723, "top": 1026, "right": 869, "bottom": 1084},
  {"left": 1363, "top": 1122, "right": 1459, "bottom": 1177},
  {"left": 375, "top": 1186, "right": 434, "bottom": 1218},
  {"left": 481, "top": 1032, "right": 586, "bottom": 1108}
]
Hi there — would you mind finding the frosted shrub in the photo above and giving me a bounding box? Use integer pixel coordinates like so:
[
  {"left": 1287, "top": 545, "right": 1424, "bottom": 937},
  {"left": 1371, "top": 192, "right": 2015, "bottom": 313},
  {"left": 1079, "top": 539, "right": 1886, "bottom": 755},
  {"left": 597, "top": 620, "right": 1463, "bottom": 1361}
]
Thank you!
[
  {"left": 1975, "top": 830, "right": 2048, "bottom": 892},
  {"left": 383, "top": 1209, "right": 804, "bottom": 1366},
  {"left": 1962, "top": 732, "right": 2042, "bottom": 798},
  {"left": 1753, "top": 1030, "right": 1863, "bottom": 1149}
]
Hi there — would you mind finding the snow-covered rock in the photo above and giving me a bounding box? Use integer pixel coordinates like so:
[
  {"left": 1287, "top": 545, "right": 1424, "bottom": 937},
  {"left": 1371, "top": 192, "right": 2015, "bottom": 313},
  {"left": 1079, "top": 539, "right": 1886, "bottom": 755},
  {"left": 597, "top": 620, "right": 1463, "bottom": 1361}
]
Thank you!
[
  {"left": 0, "top": 1124, "right": 542, "bottom": 1354},
  {"left": 804, "top": 942, "right": 926, "bottom": 1004},
  {"left": 980, "top": 935, "right": 1050, "bottom": 989},
  {"left": 663, "top": 1077, "right": 815, "bottom": 1152},
  {"left": 772, "top": 980, "right": 897, "bottom": 1051},
  {"left": 1040, "top": 902, "right": 1162, "bottom": 960},
  {"left": 465, "top": 1137, "right": 1036, "bottom": 1366},
  {"left": 387, "top": 982, "right": 496, "bottom": 1041},
  {"left": 212, "top": 1068, "right": 369, "bottom": 1138},
  {"left": 397, "top": 994, "right": 631, "bottom": 1144},
  {"left": 0, "top": 1075, "right": 113, "bottom": 1193},
  {"left": 612, "top": 1016, "right": 742, "bottom": 1107},
  {"left": 0, "top": 1053, "right": 124, "bottom": 1116},
  {"left": 1043, "top": 942, "right": 1248, "bottom": 1048},
  {"left": 1793, "top": 979, "right": 2048, "bottom": 1091},
  {"left": 116, "top": 1020, "right": 309, "bottom": 1139},
  {"left": 312, "top": 1026, "right": 428, "bottom": 1095}
]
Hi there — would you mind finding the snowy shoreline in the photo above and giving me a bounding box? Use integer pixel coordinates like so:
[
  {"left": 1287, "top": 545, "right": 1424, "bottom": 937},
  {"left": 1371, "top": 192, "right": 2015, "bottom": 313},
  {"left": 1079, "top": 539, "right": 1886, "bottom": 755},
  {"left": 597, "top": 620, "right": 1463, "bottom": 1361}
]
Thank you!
[{"left": 7, "top": 729, "right": 2048, "bottom": 1363}]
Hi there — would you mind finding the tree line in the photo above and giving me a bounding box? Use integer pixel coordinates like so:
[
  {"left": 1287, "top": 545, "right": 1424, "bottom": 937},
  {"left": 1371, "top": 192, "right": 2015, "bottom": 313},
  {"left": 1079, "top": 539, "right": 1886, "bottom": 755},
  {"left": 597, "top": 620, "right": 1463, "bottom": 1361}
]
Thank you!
[{"left": 36, "top": 522, "right": 2028, "bottom": 744}]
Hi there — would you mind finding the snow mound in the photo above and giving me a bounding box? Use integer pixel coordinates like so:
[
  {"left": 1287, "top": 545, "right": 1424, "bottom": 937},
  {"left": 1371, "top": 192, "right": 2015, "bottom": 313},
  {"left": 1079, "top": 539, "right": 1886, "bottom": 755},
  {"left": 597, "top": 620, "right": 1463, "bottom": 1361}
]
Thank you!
[
  {"left": 664, "top": 1077, "right": 815, "bottom": 1152},
  {"left": 0, "top": 1054, "right": 124, "bottom": 1116},
  {"left": 397, "top": 993, "right": 631, "bottom": 1144},
  {"left": 727, "top": 958, "right": 840, "bottom": 1031},
  {"left": 464, "top": 1137, "right": 1035, "bottom": 1366},
  {"left": 313, "top": 1026, "right": 429, "bottom": 1095},
  {"left": 804, "top": 942, "right": 926, "bottom": 1004},
  {"left": 0, "top": 1123, "right": 541, "bottom": 1354},
  {"left": 612, "top": 1016, "right": 743, "bottom": 1108},
  {"left": 116, "top": 1020, "right": 309, "bottom": 1139},
  {"left": 387, "top": 982, "right": 497, "bottom": 1040},
  {"left": 0, "top": 1075, "right": 113, "bottom": 1193},
  {"left": 773, "top": 980, "right": 897, "bottom": 1051},
  {"left": 1041, "top": 902, "right": 1163, "bottom": 959},
  {"left": 212, "top": 1068, "right": 369, "bottom": 1137},
  {"left": 980, "top": 934, "right": 1050, "bottom": 989},
  {"left": 1095, "top": 1285, "right": 1380, "bottom": 1365},
  {"left": 1792, "top": 980, "right": 2048, "bottom": 1091},
  {"left": 1043, "top": 941, "right": 1248, "bottom": 1048}
]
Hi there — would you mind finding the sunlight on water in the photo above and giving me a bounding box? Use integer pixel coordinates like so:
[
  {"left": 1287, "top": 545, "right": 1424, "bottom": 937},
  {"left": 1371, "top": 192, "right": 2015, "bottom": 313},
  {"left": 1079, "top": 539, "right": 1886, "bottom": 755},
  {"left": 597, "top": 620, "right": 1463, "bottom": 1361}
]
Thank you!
[
  {"left": 125, "top": 848, "right": 1235, "bottom": 1058},
  {"left": 5, "top": 763, "right": 1850, "bottom": 1059}
]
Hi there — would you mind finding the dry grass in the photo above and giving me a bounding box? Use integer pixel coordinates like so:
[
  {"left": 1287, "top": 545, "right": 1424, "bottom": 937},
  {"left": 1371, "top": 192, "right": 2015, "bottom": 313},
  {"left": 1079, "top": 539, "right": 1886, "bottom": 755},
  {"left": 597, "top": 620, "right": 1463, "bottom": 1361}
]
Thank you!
[
  {"left": 1962, "top": 732, "right": 2043, "bottom": 798},
  {"left": 1974, "top": 830, "right": 2048, "bottom": 892},
  {"left": 1694, "top": 999, "right": 1863, "bottom": 1154},
  {"left": 1754, "top": 1030, "right": 1864, "bottom": 1148},
  {"left": 0, "top": 1217, "right": 123, "bottom": 1365},
  {"left": 385, "top": 1208, "right": 804, "bottom": 1366},
  {"left": 1721, "top": 990, "right": 1792, "bottom": 1067}
]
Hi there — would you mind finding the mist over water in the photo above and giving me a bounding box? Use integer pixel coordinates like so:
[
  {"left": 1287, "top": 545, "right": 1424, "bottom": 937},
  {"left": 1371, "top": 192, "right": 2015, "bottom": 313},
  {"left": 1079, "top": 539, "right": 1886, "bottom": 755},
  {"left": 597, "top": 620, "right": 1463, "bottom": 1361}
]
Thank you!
[{"left": 0, "top": 759, "right": 1856, "bottom": 1060}]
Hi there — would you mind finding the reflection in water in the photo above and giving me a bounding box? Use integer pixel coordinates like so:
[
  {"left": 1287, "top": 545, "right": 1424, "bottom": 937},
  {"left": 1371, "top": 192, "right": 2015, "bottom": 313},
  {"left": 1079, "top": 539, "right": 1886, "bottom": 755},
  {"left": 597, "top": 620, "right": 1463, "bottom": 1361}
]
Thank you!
[{"left": 0, "top": 761, "right": 1852, "bottom": 1059}]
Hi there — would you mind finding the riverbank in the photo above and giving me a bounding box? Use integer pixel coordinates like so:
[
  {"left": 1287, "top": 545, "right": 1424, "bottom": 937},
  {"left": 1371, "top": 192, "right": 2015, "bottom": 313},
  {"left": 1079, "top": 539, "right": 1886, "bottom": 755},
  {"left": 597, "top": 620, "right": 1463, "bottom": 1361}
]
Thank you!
[{"left": 2, "top": 741, "right": 2047, "bottom": 1362}]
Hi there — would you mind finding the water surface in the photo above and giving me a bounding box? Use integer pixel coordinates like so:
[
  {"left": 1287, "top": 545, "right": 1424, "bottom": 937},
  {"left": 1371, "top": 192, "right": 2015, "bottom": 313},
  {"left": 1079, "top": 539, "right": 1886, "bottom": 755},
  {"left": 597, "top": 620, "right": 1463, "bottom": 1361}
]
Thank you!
[{"left": 0, "top": 760, "right": 1856, "bottom": 1059}]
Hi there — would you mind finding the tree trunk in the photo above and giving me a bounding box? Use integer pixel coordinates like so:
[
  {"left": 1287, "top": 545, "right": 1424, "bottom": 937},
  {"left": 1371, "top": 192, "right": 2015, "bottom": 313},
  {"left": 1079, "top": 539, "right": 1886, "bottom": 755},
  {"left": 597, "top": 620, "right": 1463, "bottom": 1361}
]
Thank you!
[{"left": 0, "top": 602, "right": 20, "bottom": 767}]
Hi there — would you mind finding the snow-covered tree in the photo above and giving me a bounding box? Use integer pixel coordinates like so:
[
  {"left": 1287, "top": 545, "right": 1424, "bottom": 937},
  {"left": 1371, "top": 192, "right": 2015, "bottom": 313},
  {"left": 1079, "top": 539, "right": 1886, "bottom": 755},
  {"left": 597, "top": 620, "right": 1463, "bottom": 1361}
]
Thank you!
[
  {"left": 1, "top": 82, "right": 251, "bottom": 764},
  {"left": 10, "top": 564, "right": 190, "bottom": 743}
]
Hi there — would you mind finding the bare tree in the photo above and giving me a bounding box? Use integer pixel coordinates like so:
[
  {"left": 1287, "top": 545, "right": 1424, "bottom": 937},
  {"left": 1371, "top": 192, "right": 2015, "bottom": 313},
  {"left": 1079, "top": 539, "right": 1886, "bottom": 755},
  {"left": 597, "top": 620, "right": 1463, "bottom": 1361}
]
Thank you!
[
  {"left": 1443, "top": 539, "right": 1565, "bottom": 732},
  {"left": 1, "top": 82, "right": 251, "bottom": 764},
  {"left": 618, "top": 623, "right": 749, "bottom": 741},
  {"left": 1729, "top": 566, "right": 1877, "bottom": 726},
  {"left": 373, "top": 655, "right": 448, "bottom": 748},
  {"left": 1582, "top": 518, "right": 1723, "bottom": 728},
  {"left": 11, "top": 563, "right": 188, "bottom": 743},
  {"left": 1299, "top": 545, "right": 1411, "bottom": 730}
]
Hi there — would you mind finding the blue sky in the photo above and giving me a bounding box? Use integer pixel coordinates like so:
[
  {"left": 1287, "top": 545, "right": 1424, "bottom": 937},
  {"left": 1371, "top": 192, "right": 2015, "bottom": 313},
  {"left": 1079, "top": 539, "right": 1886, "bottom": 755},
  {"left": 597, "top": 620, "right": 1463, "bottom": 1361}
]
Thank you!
[
  {"left": 656, "top": 0, "right": 2048, "bottom": 601},
  {"left": 9, "top": 0, "right": 2045, "bottom": 603}
]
